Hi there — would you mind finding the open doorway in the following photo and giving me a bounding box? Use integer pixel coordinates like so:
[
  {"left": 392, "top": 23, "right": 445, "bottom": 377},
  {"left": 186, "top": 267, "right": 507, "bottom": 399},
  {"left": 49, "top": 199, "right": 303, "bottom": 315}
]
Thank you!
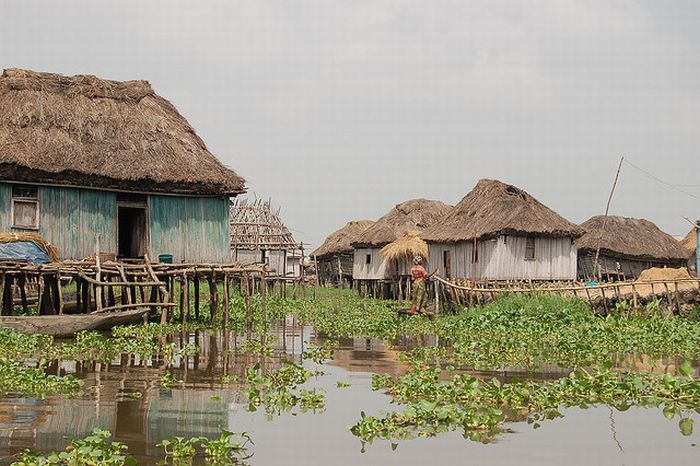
[{"left": 118, "top": 206, "right": 148, "bottom": 259}]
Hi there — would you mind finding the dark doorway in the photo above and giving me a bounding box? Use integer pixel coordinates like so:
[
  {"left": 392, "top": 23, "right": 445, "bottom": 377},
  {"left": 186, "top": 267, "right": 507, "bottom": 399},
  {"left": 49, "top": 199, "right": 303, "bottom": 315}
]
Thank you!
[{"left": 118, "top": 207, "right": 147, "bottom": 259}]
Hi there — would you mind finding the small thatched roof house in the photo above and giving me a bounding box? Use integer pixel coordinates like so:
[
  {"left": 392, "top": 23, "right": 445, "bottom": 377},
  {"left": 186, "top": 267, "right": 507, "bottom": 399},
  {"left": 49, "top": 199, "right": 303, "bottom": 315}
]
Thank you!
[
  {"left": 681, "top": 228, "right": 698, "bottom": 274},
  {"left": 0, "top": 69, "right": 244, "bottom": 262},
  {"left": 577, "top": 216, "right": 689, "bottom": 280},
  {"left": 230, "top": 198, "right": 300, "bottom": 277},
  {"left": 423, "top": 179, "right": 583, "bottom": 280},
  {"left": 352, "top": 199, "right": 452, "bottom": 281},
  {"left": 311, "top": 220, "right": 374, "bottom": 284}
]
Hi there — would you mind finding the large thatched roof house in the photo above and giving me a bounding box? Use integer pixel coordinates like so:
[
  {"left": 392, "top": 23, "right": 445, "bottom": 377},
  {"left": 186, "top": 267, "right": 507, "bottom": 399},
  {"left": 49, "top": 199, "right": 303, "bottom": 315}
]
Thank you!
[
  {"left": 0, "top": 69, "right": 244, "bottom": 262},
  {"left": 311, "top": 220, "right": 374, "bottom": 285},
  {"left": 681, "top": 227, "right": 698, "bottom": 274},
  {"left": 577, "top": 216, "right": 689, "bottom": 280},
  {"left": 352, "top": 198, "right": 452, "bottom": 281},
  {"left": 422, "top": 179, "right": 583, "bottom": 281}
]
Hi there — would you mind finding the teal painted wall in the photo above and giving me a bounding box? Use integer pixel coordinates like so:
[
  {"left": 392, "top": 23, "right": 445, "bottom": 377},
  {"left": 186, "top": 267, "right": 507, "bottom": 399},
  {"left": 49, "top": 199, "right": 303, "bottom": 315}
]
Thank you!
[
  {"left": 150, "top": 195, "right": 230, "bottom": 263},
  {"left": 0, "top": 183, "right": 11, "bottom": 230},
  {"left": 1, "top": 182, "right": 229, "bottom": 263}
]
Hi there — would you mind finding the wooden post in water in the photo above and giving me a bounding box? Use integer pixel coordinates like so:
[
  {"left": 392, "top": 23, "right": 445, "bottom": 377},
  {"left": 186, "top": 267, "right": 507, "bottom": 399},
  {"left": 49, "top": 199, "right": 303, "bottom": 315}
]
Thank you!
[
  {"left": 243, "top": 272, "right": 253, "bottom": 338},
  {"left": 179, "top": 272, "right": 186, "bottom": 323},
  {"left": 95, "top": 235, "right": 103, "bottom": 313},
  {"left": 182, "top": 273, "right": 190, "bottom": 325},
  {"left": 223, "top": 273, "right": 230, "bottom": 328},
  {"left": 193, "top": 273, "right": 200, "bottom": 321},
  {"left": 208, "top": 270, "right": 218, "bottom": 323}
]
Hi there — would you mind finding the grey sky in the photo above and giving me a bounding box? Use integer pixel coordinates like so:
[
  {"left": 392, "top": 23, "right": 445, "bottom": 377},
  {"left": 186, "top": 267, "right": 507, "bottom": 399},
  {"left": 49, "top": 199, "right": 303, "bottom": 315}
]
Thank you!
[{"left": 2, "top": 0, "right": 699, "bottom": 249}]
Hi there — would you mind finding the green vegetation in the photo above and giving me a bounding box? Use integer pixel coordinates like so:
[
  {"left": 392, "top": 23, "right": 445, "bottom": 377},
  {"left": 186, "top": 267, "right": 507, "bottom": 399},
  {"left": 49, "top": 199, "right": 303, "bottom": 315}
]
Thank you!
[
  {"left": 12, "top": 428, "right": 135, "bottom": 466},
  {"left": 244, "top": 361, "right": 326, "bottom": 415},
  {"left": 157, "top": 429, "right": 253, "bottom": 464}
]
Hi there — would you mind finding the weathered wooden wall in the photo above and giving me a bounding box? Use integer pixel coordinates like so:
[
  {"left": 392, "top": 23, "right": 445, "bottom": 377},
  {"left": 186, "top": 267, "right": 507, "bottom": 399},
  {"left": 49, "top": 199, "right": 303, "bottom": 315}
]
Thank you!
[
  {"left": 149, "top": 195, "right": 230, "bottom": 263},
  {"left": 352, "top": 247, "right": 389, "bottom": 280},
  {"left": 233, "top": 249, "right": 262, "bottom": 264},
  {"left": 577, "top": 251, "right": 686, "bottom": 280},
  {"left": 1, "top": 183, "right": 230, "bottom": 263},
  {"left": 267, "top": 249, "right": 287, "bottom": 276},
  {"left": 428, "top": 235, "right": 577, "bottom": 280},
  {"left": 0, "top": 183, "right": 117, "bottom": 259}
]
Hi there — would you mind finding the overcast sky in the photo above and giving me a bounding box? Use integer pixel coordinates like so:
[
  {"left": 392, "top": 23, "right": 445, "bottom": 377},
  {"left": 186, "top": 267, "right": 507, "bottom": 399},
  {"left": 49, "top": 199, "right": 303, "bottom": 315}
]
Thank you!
[{"left": 2, "top": 1, "right": 699, "bottom": 249}]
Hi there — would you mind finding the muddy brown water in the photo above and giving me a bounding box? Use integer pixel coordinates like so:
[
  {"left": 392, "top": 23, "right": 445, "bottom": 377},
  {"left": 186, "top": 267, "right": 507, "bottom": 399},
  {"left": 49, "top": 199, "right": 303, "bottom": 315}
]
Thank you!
[{"left": 0, "top": 320, "right": 698, "bottom": 465}]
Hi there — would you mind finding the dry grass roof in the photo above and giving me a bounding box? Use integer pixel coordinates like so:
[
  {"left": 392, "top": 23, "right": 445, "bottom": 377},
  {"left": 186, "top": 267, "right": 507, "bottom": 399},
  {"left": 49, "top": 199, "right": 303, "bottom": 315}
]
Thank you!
[
  {"left": 577, "top": 215, "right": 689, "bottom": 261},
  {"left": 423, "top": 179, "right": 583, "bottom": 243},
  {"left": 681, "top": 228, "right": 697, "bottom": 255},
  {"left": 353, "top": 198, "right": 452, "bottom": 247},
  {"left": 0, "top": 69, "right": 245, "bottom": 196},
  {"left": 380, "top": 230, "right": 428, "bottom": 261},
  {"left": 311, "top": 220, "right": 374, "bottom": 259}
]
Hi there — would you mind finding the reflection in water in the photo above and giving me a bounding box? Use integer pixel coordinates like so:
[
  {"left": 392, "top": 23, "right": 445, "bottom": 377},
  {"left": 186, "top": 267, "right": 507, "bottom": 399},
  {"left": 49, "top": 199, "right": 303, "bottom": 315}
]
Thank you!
[{"left": 0, "top": 318, "right": 698, "bottom": 465}]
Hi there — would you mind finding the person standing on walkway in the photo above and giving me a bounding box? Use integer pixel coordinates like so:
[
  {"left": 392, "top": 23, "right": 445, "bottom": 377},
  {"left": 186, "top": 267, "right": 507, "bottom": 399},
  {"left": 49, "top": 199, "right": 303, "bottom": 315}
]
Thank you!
[{"left": 409, "top": 256, "right": 434, "bottom": 315}]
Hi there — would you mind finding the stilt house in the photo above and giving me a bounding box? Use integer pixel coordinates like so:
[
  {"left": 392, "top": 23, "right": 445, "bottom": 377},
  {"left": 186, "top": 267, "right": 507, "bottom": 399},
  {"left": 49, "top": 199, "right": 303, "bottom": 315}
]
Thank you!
[
  {"left": 311, "top": 220, "right": 374, "bottom": 285},
  {"left": 352, "top": 199, "right": 452, "bottom": 283},
  {"left": 422, "top": 179, "right": 583, "bottom": 281},
  {"left": 0, "top": 69, "right": 245, "bottom": 263},
  {"left": 577, "top": 216, "right": 689, "bottom": 280},
  {"left": 229, "top": 198, "right": 301, "bottom": 278}
]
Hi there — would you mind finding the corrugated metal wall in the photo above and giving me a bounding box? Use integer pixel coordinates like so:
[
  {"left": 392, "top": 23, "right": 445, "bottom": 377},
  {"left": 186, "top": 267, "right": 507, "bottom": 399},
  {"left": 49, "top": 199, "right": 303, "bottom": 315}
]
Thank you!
[
  {"left": 429, "top": 235, "right": 577, "bottom": 280},
  {"left": 150, "top": 195, "right": 229, "bottom": 263}
]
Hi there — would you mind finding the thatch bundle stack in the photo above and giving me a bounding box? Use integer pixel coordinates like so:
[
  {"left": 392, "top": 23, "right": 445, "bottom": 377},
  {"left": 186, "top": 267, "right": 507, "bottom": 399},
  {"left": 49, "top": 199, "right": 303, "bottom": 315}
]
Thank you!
[
  {"left": 0, "top": 231, "right": 59, "bottom": 261},
  {"left": 380, "top": 230, "right": 428, "bottom": 261}
]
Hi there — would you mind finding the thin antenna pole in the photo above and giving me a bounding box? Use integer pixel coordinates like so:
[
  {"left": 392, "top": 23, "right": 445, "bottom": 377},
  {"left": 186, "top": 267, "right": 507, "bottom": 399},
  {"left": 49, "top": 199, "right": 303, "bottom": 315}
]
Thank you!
[{"left": 592, "top": 156, "right": 624, "bottom": 280}]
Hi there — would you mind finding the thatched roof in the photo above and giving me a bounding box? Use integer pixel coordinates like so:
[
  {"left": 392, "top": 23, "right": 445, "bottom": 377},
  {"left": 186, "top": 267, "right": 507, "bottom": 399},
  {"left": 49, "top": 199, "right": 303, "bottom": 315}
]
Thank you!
[
  {"left": 380, "top": 230, "right": 428, "bottom": 261},
  {"left": 681, "top": 228, "right": 697, "bottom": 256},
  {"left": 311, "top": 220, "right": 374, "bottom": 259},
  {"left": 576, "top": 215, "right": 689, "bottom": 261},
  {"left": 230, "top": 198, "right": 298, "bottom": 251},
  {"left": 352, "top": 198, "right": 452, "bottom": 248},
  {"left": 422, "top": 179, "right": 583, "bottom": 243},
  {"left": 0, "top": 69, "right": 245, "bottom": 196}
]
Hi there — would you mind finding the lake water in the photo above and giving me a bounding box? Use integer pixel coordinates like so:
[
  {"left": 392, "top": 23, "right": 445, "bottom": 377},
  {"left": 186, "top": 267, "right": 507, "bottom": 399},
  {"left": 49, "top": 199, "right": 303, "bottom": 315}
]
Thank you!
[{"left": 0, "top": 320, "right": 697, "bottom": 465}]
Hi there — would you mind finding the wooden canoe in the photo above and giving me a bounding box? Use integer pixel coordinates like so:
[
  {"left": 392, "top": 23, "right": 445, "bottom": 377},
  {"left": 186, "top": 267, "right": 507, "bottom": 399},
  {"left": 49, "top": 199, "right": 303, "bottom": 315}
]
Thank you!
[{"left": 0, "top": 308, "right": 149, "bottom": 337}]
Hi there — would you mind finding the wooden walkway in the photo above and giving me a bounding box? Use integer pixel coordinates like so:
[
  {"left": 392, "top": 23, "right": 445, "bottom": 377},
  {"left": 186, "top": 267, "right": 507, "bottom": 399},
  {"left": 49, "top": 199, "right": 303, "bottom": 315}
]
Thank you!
[{"left": 432, "top": 275, "right": 700, "bottom": 314}]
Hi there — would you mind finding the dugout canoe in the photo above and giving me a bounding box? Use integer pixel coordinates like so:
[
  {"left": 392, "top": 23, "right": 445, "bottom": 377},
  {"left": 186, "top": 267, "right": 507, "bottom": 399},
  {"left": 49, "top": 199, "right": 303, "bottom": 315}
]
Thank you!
[{"left": 0, "top": 308, "right": 149, "bottom": 337}]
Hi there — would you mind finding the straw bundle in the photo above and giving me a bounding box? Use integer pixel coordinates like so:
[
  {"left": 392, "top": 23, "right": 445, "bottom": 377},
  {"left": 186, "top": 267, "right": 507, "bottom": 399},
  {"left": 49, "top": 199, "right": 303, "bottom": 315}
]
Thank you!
[
  {"left": 380, "top": 230, "right": 428, "bottom": 261},
  {"left": 0, "top": 231, "right": 59, "bottom": 261}
]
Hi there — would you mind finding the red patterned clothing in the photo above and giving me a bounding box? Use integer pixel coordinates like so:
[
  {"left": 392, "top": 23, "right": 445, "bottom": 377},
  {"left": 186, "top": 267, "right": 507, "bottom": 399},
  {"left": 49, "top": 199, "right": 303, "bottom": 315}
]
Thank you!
[{"left": 411, "top": 265, "right": 427, "bottom": 280}]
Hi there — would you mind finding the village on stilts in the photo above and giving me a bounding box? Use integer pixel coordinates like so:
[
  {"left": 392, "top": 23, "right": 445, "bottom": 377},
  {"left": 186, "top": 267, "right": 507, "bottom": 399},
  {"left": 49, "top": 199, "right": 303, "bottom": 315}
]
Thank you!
[{"left": 1, "top": 14, "right": 700, "bottom": 463}]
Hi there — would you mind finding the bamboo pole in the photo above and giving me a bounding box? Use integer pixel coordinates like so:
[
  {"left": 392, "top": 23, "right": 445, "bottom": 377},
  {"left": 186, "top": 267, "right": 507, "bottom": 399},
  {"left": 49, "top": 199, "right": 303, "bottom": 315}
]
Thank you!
[
  {"left": 144, "top": 255, "right": 170, "bottom": 325},
  {"left": 95, "top": 235, "right": 103, "bottom": 313},
  {"left": 223, "top": 273, "right": 230, "bottom": 328},
  {"left": 243, "top": 272, "right": 253, "bottom": 338}
]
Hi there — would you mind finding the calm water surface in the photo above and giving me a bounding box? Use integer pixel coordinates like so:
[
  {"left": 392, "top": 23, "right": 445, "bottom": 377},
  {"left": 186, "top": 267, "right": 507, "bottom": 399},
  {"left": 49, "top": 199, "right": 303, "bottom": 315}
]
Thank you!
[{"left": 0, "top": 320, "right": 697, "bottom": 465}]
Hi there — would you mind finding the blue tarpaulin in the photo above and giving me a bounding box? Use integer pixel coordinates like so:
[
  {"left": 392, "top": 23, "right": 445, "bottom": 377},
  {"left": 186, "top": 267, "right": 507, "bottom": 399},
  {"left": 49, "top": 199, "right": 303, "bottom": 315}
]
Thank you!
[{"left": 0, "top": 241, "right": 53, "bottom": 264}]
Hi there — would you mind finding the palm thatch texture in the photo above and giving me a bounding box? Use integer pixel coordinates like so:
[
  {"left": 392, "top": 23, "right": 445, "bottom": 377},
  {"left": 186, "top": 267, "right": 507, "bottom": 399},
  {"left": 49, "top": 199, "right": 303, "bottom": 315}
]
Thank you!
[
  {"left": 352, "top": 199, "right": 453, "bottom": 247},
  {"left": 311, "top": 220, "right": 375, "bottom": 259},
  {"left": 0, "top": 68, "right": 244, "bottom": 195},
  {"left": 380, "top": 230, "right": 428, "bottom": 261},
  {"left": 422, "top": 179, "right": 583, "bottom": 243},
  {"left": 0, "top": 231, "right": 59, "bottom": 261},
  {"left": 577, "top": 215, "right": 688, "bottom": 261},
  {"left": 680, "top": 228, "right": 697, "bottom": 257},
  {"left": 230, "top": 198, "right": 298, "bottom": 251}
]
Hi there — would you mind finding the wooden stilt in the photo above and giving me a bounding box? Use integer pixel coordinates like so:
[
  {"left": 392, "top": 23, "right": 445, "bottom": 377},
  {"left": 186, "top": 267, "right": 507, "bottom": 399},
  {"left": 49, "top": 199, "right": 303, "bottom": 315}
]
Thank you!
[
  {"left": 193, "top": 274, "right": 200, "bottom": 321},
  {"left": 243, "top": 272, "right": 253, "bottom": 338},
  {"left": 223, "top": 273, "right": 230, "bottom": 328}
]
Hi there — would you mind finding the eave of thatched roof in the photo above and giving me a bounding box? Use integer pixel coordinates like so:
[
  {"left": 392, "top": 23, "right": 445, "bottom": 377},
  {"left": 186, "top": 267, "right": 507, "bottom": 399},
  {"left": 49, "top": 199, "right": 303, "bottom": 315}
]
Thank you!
[
  {"left": 422, "top": 179, "right": 583, "bottom": 243},
  {"left": 0, "top": 69, "right": 245, "bottom": 196},
  {"left": 311, "top": 220, "right": 374, "bottom": 259},
  {"left": 680, "top": 228, "right": 697, "bottom": 256},
  {"left": 352, "top": 198, "right": 452, "bottom": 248},
  {"left": 576, "top": 215, "right": 689, "bottom": 262}
]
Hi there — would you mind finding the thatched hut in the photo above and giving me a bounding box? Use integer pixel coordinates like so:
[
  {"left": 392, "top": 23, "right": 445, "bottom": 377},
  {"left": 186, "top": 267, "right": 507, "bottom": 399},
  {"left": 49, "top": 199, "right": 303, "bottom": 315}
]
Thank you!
[
  {"left": 229, "top": 198, "right": 301, "bottom": 277},
  {"left": 577, "top": 216, "right": 689, "bottom": 280},
  {"left": 351, "top": 199, "right": 452, "bottom": 283},
  {"left": 311, "top": 220, "right": 374, "bottom": 285},
  {"left": 680, "top": 227, "right": 698, "bottom": 275},
  {"left": 0, "top": 69, "right": 244, "bottom": 263},
  {"left": 422, "top": 179, "right": 583, "bottom": 281}
]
